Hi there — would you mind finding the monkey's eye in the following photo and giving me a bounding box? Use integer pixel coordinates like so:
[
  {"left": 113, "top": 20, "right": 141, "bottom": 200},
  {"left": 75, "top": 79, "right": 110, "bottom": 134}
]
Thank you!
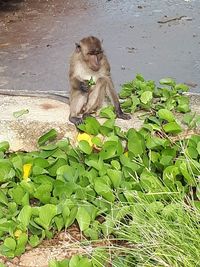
[
  {"left": 88, "top": 51, "right": 95, "bottom": 55},
  {"left": 88, "top": 50, "right": 103, "bottom": 55}
]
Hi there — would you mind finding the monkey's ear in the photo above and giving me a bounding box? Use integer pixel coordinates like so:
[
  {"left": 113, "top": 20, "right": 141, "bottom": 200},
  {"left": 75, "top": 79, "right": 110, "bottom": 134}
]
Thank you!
[{"left": 75, "top": 43, "right": 81, "bottom": 52}]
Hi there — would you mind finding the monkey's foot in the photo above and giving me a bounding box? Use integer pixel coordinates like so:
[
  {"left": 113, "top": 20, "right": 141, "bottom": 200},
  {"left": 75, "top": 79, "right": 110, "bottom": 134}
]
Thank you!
[
  {"left": 117, "top": 112, "right": 131, "bottom": 120},
  {"left": 69, "top": 116, "right": 83, "bottom": 126}
]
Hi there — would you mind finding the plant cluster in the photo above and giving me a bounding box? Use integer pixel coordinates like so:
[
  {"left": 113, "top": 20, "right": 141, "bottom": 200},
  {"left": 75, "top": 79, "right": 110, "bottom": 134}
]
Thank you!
[{"left": 0, "top": 75, "right": 200, "bottom": 267}]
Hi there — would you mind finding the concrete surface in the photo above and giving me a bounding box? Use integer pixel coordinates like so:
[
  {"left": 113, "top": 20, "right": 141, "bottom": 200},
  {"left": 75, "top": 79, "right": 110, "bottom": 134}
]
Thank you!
[
  {"left": 0, "top": 95, "right": 144, "bottom": 151},
  {"left": 0, "top": 0, "right": 200, "bottom": 93},
  {"left": 0, "top": 94, "right": 199, "bottom": 152}
]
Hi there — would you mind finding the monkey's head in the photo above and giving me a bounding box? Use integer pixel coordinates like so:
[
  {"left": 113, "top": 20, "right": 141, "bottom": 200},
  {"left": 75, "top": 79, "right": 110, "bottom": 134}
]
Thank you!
[{"left": 76, "top": 36, "right": 103, "bottom": 72}]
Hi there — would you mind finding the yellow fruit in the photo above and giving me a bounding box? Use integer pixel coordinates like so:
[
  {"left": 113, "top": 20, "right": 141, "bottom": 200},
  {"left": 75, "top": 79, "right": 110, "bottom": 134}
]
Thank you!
[
  {"left": 77, "top": 133, "right": 93, "bottom": 147},
  {"left": 14, "top": 229, "right": 22, "bottom": 238},
  {"left": 23, "top": 163, "right": 32, "bottom": 180}
]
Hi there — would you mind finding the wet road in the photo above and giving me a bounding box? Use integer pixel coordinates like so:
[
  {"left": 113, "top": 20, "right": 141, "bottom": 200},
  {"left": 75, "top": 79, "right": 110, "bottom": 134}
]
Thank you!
[{"left": 0, "top": 0, "right": 200, "bottom": 93}]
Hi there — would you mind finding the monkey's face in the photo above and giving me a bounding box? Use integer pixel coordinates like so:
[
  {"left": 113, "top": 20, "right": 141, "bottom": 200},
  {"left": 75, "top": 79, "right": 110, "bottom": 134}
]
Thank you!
[{"left": 78, "top": 36, "right": 103, "bottom": 72}]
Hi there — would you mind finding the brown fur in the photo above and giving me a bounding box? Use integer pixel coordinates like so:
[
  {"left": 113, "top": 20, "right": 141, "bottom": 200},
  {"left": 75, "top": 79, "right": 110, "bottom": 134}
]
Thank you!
[{"left": 69, "top": 36, "right": 131, "bottom": 125}]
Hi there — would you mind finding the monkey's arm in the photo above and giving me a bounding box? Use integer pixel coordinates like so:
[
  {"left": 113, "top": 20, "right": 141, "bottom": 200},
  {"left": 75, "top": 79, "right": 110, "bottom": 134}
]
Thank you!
[{"left": 70, "top": 76, "right": 89, "bottom": 93}]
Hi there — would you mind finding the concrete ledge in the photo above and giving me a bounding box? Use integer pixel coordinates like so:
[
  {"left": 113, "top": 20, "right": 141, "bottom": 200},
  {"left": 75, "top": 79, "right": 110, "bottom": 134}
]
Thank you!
[{"left": 0, "top": 93, "right": 199, "bottom": 152}]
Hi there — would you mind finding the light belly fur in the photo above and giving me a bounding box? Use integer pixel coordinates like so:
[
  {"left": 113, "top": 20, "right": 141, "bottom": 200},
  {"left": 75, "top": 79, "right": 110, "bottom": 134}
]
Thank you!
[{"left": 74, "top": 62, "right": 103, "bottom": 82}]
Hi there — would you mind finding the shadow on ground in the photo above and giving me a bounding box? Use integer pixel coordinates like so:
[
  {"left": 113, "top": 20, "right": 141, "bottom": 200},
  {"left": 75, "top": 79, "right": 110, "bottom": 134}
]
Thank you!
[{"left": 0, "top": 0, "right": 24, "bottom": 12}]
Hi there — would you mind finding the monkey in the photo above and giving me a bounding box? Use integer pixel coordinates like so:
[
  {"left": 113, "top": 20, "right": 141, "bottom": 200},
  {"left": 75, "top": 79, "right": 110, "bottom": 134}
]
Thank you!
[{"left": 69, "top": 36, "right": 131, "bottom": 125}]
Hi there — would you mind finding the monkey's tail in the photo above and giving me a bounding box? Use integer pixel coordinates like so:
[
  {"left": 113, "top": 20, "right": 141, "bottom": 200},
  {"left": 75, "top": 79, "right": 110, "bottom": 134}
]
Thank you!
[{"left": 0, "top": 89, "right": 69, "bottom": 104}]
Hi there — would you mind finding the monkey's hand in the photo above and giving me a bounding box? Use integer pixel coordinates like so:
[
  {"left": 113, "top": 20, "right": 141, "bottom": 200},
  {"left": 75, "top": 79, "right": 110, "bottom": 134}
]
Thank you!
[
  {"left": 80, "top": 81, "right": 89, "bottom": 92},
  {"left": 116, "top": 111, "right": 131, "bottom": 120}
]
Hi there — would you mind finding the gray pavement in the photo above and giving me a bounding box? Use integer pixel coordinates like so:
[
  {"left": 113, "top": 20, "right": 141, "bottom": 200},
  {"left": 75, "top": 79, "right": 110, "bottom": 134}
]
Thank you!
[{"left": 0, "top": 0, "right": 200, "bottom": 94}]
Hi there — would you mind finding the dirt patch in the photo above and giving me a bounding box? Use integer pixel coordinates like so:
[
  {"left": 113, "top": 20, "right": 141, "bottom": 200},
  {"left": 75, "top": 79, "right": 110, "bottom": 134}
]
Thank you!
[{"left": 39, "top": 103, "right": 60, "bottom": 110}]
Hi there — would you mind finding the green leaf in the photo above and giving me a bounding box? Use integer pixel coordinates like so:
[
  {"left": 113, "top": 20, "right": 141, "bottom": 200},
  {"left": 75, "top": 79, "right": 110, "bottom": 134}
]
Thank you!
[
  {"left": 76, "top": 207, "right": 91, "bottom": 231},
  {"left": 91, "top": 136, "right": 102, "bottom": 147},
  {"left": 119, "top": 89, "right": 132, "bottom": 99},
  {"left": 175, "top": 83, "right": 189, "bottom": 92},
  {"left": 38, "top": 129, "right": 58, "bottom": 146},
  {"left": 119, "top": 82, "right": 134, "bottom": 98},
  {"left": 101, "top": 218, "right": 115, "bottom": 236},
  {"left": 161, "top": 203, "right": 183, "bottom": 221},
  {"left": 29, "top": 235, "right": 40, "bottom": 247},
  {"left": 78, "top": 117, "right": 101, "bottom": 135},
  {"left": 159, "top": 78, "right": 175, "bottom": 86},
  {"left": 99, "top": 142, "right": 117, "bottom": 160},
  {"left": 146, "top": 135, "right": 169, "bottom": 150},
  {"left": 120, "top": 98, "right": 132, "bottom": 109},
  {"left": 18, "top": 205, "right": 32, "bottom": 229},
  {"left": 94, "top": 181, "right": 115, "bottom": 202},
  {"left": 179, "top": 162, "right": 195, "bottom": 186},
  {"left": 0, "top": 160, "right": 15, "bottom": 182},
  {"left": 0, "top": 141, "right": 9, "bottom": 152},
  {"left": 77, "top": 257, "right": 92, "bottom": 267},
  {"left": 107, "top": 169, "right": 122, "bottom": 188},
  {"left": 65, "top": 206, "right": 78, "bottom": 228},
  {"left": 47, "top": 158, "right": 66, "bottom": 177},
  {"left": 4, "top": 237, "right": 16, "bottom": 251},
  {"left": 163, "top": 165, "right": 180, "bottom": 185},
  {"left": 37, "top": 204, "right": 57, "bottom": 229},
  {"left": 140, "top": 170, "right": 163, "bottom": 191},
  {"left": 136, "top": 73, "right": 145, "bottom": 81},
  {"left": 163, "top": 122, "right": 182, "bottom": 134},
  {"left": 127, "top": 129, "right": 145, "bottom": 156},
  {"left": 111, "top": 160, "right": 121, "bottom": 170},
  {"left": 69, "top": 255, "right": 81, "bottom": 267},
  {"left": 34, "top": 183, "right": 52, "bottom": 204},
  {"left": 99, "top": 106, "right": 116, "bottom": 119},
  {"left": 131, "top": 95, "right": 140, "bottom": 111},
  {"left": 186, "top": 146, "right": 198, "bottom": 159},
  {"left": 57, "top": 165, "right": 77, "bottom": 183},
  {"left": 157, "top": 109, "right": 175, "bottom": 122},
  {"left": 176, "top": 95, "right": 190, "bottom": 113},
  {"left": 50, "top": 259, "right": 70, "bottom": 267},
  {"left": 0, "top": 190, "right": 8, "bottom": 206},
  {"left": 13, "top": 109, "right": 29, "bottom": 118},
  {"left": 54, "top": 215, "right": 64, "bottom": 231},
  {"left": 100, "top": 119, "right": 115, "bottom": 136},
  {"left": 15, "top": 233, "right": 28, "bottom": 255},
  {"left": 78, "top": 140, "right": 92, "bottom": 154},
  {"left": 33, "top": 157, "right": 49, "bottom": 169},
  {"left": 85, "top": 156, "right": 104, "bottom": 171},
  {"left": 8, "top": 185, "right": 25, "bottom": 205},
  {"left": 160, "top": 155, "right": 174, "bottom": 166},
  {"left": 140, "top": 91, "right": 153, "bottom": 104}
]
